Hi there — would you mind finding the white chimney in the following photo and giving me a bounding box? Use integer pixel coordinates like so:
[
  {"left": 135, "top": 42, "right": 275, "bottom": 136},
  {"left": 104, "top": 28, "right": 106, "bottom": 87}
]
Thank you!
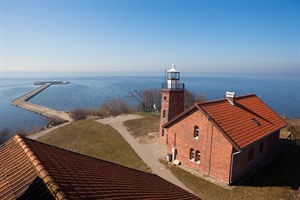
[{"left": 226, "top": 91, "right": 235, "bottom": 105}]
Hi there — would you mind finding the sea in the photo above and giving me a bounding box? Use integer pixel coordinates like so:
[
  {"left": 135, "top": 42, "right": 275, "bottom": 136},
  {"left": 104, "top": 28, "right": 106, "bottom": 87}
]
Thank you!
[{"left": 1, "top": 71, "right": 299, "bottom": 136}]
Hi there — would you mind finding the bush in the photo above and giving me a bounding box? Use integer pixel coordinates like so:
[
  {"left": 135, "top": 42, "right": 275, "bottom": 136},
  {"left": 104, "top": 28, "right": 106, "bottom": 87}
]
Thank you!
[
  {"left": 46, "top": 117, "right": 67, "bottom": 127},
  {"left": 98, "top": 97, "right": 134, "bottom": 117},
  {"left": 71, "top": 108, "right": 90, "bottom": 121}
]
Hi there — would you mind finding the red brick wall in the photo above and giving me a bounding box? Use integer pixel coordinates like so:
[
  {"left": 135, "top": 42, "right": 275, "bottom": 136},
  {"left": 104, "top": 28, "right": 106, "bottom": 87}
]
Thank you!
[
  {"left": 166, "top": 110, "right": 233, "bottom": 183},
  {"left": 209, "top": 125, "right": 233, "bottom": 183},
  {"left": 159, "top": 89, "right": 184, "bottom": 144},
  {"left": 231, "top": 131, "right": 280, "bottom": 183}
]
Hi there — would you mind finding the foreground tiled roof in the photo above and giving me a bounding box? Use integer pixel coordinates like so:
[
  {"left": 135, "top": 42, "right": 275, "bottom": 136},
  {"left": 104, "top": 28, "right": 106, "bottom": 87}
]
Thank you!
[
  {"left": 164, "top": 94, "right": 286, "bottom": 150},
  {"left": 0, "top": 135, "right": 199, "bottom": 199}
]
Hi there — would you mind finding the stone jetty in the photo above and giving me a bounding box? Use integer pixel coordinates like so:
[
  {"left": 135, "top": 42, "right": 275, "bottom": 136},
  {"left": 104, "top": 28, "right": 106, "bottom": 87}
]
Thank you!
[{"left": 11, "top": 82, "right": 74, "bottom": 122}]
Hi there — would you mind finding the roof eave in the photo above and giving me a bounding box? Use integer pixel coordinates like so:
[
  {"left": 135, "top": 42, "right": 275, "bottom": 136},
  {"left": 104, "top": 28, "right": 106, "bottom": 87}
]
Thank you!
[
  {"left": 14, "top": 135, "right": 68, "bottom": 200},
  {"left": 239, "top": 124, "right": 287, "bottom": 150},
  {"left": 162, "top": 105, "right": 198, "bottom": 128}
]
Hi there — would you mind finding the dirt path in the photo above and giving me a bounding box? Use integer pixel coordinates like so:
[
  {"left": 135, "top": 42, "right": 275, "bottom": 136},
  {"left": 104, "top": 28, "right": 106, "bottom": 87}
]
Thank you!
[
  {"left": 26, "top": 122, "right": 70, "bottom": 140},
  {"left": 97, "top": 114, "right": 193, "bottom": 193}
]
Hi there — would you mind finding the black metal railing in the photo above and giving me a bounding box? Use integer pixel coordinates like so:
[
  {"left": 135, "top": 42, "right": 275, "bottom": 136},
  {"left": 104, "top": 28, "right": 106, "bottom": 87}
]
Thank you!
[{"left": 162, "top": 82, "right": 185, "bottom": 90}]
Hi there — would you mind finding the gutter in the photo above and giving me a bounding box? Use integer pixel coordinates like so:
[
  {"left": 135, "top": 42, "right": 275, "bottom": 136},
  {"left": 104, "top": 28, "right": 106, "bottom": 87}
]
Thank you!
[{"left": 229, "top": 149, "right": 242, "bottom": 184}]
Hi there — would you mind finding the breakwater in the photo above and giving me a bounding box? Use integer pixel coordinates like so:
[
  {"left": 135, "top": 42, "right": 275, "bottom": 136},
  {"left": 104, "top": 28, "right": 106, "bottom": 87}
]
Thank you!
[{"left": 11, "top": 82, "right": 74, "bottom": 122}]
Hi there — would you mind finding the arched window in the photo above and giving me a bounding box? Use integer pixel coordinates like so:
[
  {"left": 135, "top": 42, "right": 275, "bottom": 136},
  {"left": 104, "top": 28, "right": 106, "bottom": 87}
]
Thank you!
[
  {"left": 163, "top": 110, "right": 166, "bottom": 119},
  {"left": 195, "top": 150, "right": 201, "bottom": 164},
  {"left": 194, "top": 126, "right": 199, "bottom": 139},
  {"left": 189, "top": 148, "right": 195, "bottom": 161}
]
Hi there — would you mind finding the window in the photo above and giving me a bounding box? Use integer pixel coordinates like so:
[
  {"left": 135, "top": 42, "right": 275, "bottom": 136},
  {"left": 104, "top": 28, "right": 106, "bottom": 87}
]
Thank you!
[
  {"left": 248, "top": 148, "right": 254, "bottom": 161},
  {"left": 189, "top": 148, "right": 195, "bottom": 161},
  {"left": 195, "top": 150, "right": 200, "bottom": 164},
  {"left": 163, "top": 96, "right": 167, "bottom": 100},
  {"left": 259, "top": 142, "right": 264, "bottom": 154},
  {"left": 163, "top": 110, "right": 166, "bottom": 119},
  {"left": 194, "top": 126, "right": 199, "bottom": 139},
  {"left": 162, "top": 129, "right": 165, "bottom": 137}
]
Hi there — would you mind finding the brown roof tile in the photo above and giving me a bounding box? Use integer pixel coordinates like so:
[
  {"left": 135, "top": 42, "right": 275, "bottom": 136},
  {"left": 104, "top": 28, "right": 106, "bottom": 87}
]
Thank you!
[{"left": 0, "top": 135, "right": 200, "bottom": 199}]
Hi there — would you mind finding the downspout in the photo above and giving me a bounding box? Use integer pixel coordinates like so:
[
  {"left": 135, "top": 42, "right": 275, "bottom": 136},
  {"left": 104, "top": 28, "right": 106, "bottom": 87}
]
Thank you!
[
  {"left": 172, "top": 132, "right": 177, "bottom": 161},
  {"left": 208, "top": 123, "right": 214, "bottom": 175},
  {"left": 204, "top": 116, "right": 210, "bottom": 175},
  {"left": 230, "top": 149, "right": 242, "bottom": 184},
  {"left": 163, "top": 128, "right": 168, "bottom": 145}
]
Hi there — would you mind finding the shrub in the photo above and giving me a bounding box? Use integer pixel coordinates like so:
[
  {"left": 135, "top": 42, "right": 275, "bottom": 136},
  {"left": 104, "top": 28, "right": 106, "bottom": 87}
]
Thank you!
[
  {"left": 71, "top": 108, "right": 90, "bottom": 120},
  {"left": 46, "top": 117, "right": 67, "bottom": 127},
  {"left": 98, "top": 97, "right": 134, "bottom": 117}
]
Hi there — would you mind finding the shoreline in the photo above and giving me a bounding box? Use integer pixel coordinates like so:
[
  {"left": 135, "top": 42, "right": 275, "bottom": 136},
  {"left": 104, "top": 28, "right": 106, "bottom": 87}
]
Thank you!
[{"left": 11, "top": 82, "right": 74, "bottom": 122}]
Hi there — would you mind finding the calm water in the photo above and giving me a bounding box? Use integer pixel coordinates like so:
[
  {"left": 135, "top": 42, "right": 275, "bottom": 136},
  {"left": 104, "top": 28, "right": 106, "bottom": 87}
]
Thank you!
[{"left": 1, "top": 72, "right": 299, "bottom": 135}]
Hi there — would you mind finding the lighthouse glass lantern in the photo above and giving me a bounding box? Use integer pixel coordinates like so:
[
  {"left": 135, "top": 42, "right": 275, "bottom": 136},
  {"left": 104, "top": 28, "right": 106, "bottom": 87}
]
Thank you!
[{"left": 167, "top": 64, "right": 180, "bottom": 89}]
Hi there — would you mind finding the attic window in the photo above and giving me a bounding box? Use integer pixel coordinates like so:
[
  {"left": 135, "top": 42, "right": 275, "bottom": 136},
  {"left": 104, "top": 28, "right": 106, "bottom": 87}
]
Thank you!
[{"left": 252, "top": 118, "right": 261, "bottom": 126}]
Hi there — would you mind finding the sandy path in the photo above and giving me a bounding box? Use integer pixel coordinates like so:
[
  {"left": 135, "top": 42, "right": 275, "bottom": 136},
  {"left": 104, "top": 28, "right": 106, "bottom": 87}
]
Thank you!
[
  {"left": 97, "top": 114, "right": 193, "bottom": 193},
  {"left": 26, "top": 122, "right": 71, "bottom": 140}
]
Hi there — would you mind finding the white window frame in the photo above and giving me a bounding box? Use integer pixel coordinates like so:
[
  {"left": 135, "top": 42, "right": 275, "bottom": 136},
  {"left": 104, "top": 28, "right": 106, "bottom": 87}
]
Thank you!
[
  {"left": 194, "top": 126, "right": 199, "bottom": 139},
  {"left": 195, "top": 150, "right": 200, "bottom": 164},
  {"left": 189, "top": 148, "right": 195, "bottom": 161}
]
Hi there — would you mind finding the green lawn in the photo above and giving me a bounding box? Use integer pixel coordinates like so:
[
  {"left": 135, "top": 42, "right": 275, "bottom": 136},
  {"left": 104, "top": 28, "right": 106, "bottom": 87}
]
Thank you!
[
  {"left": 124, "top": 113, "right": 300, "bottom": 200},
  {"left": 39, "top": 115, "right": 300, "bottom": 200},
  {"left": 124, "top": 112, "right": 160, "bottom": 138},
  {"left": 169, "top": 163, "right": 297, "bottom": 200},
  {"left": 38, "top": 118, "right": 150, "bottom": 172}
]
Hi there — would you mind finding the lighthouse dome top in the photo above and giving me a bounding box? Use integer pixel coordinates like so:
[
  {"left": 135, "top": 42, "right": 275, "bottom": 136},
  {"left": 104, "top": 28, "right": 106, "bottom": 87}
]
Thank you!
[{"left": 167, "top": 64, "right": 179, "bottom": 73}]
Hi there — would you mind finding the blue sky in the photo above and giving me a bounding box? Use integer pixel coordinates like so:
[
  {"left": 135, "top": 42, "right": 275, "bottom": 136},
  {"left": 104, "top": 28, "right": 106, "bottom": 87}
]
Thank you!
[{"left": 1, "top": 0, "right": 299, "bottom": 75}]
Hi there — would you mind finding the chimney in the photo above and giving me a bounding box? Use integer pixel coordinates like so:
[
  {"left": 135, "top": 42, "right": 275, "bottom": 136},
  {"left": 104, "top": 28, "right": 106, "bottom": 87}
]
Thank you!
[{"left": 226, "top": 91, "right": 235, "bottom": 105}]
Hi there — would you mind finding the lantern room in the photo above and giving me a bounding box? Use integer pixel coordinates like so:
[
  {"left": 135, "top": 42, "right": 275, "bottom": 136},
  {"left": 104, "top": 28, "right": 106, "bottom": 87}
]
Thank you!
[{"left": 162, "top": 64, "right": 184, "bottom": 90}]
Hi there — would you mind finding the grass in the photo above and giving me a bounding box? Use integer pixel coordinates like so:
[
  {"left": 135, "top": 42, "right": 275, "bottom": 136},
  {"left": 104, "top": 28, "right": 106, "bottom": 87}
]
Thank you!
[
  {"left": 38, "top": 118, "right": 150, "bottom": 172},
  {"left": 166, "top": 137, "right": 300, "bottom": 200},
  {"left": 123, "top": 112, "right": 160, "bottom": 138},
  {"left": 38, "top": 114, "right": 300, "bottom": 199},
  {"left": 169, "top": 164, "right": 297, "bottom": 200},
  {"left": 121, "top": 113, "right": 300, "bottom": 199}
]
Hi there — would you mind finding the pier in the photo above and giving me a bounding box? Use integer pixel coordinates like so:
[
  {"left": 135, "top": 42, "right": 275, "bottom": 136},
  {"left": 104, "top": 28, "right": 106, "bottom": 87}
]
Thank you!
[{"left": 11, "top": 82, "right": 74, "bottom": 122}]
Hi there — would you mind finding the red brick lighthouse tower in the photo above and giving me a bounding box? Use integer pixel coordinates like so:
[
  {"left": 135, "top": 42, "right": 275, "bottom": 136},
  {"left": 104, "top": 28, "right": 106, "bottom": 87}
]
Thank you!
[{"left": 159, "top": 64, "right": 185, "bottom": 144}]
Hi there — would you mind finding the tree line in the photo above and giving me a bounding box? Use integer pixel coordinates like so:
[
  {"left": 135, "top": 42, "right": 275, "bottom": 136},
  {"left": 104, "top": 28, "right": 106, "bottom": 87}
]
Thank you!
[
  {"left": 70, "top": 88, "right": 207, "bottom": 120},
  {"left": 1, "top": 88, "right": 206, "bottom": 144}
]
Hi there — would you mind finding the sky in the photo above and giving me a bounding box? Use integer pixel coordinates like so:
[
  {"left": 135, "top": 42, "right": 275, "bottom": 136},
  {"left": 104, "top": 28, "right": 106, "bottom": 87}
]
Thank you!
[{"left": 0, "top": 0, "right": 299, "bottom": 75}]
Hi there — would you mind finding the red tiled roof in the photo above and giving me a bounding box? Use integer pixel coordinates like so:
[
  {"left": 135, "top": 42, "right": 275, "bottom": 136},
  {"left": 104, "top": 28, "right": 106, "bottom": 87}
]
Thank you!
[
  {"left": 164, "top": 94, "right": 287, "bottom": 150},
  {"left": 0, "top": 135, "right": 199, "bottom": 200}
]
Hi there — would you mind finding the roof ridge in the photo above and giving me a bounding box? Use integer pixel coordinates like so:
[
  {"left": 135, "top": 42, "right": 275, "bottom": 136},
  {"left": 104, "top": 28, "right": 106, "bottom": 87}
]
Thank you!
[
  {"left": 13, "top": 135, "right": 68, "bottom": 200},
  {"left": 195, "top": 94, "right": 256, "bottom": 106}
]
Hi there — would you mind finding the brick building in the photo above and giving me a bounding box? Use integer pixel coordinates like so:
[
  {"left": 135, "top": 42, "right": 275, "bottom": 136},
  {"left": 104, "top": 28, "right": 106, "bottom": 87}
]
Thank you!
[{"left": 159, "top": 66, "right": 287, "bottom": 184}]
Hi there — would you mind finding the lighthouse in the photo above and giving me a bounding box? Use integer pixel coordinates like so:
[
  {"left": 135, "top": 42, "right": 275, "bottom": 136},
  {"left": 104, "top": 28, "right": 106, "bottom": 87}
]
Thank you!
[{"left": 159, "top": 64, "right": 185, "bottom": 144}]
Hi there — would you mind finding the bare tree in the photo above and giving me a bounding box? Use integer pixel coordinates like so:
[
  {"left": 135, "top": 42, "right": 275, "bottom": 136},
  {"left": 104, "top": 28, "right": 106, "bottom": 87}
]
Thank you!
[
  {"left": 98, "top": 97, "right": 134, "bottom": 117},
  {"left": 129, "top": 89, "right": 161, "bottom": 112},
  {"left": 130, "top": 88, "right": 207, "bottom": 111},
  {"left": 198, "top": 93, "right": 207, "bottom": 103},
  {"left": 184, "top": 89, "right": 197, "bottom": 109},
  {"left": 71, "top": 108, "right": 90, "bottom": 121}
]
